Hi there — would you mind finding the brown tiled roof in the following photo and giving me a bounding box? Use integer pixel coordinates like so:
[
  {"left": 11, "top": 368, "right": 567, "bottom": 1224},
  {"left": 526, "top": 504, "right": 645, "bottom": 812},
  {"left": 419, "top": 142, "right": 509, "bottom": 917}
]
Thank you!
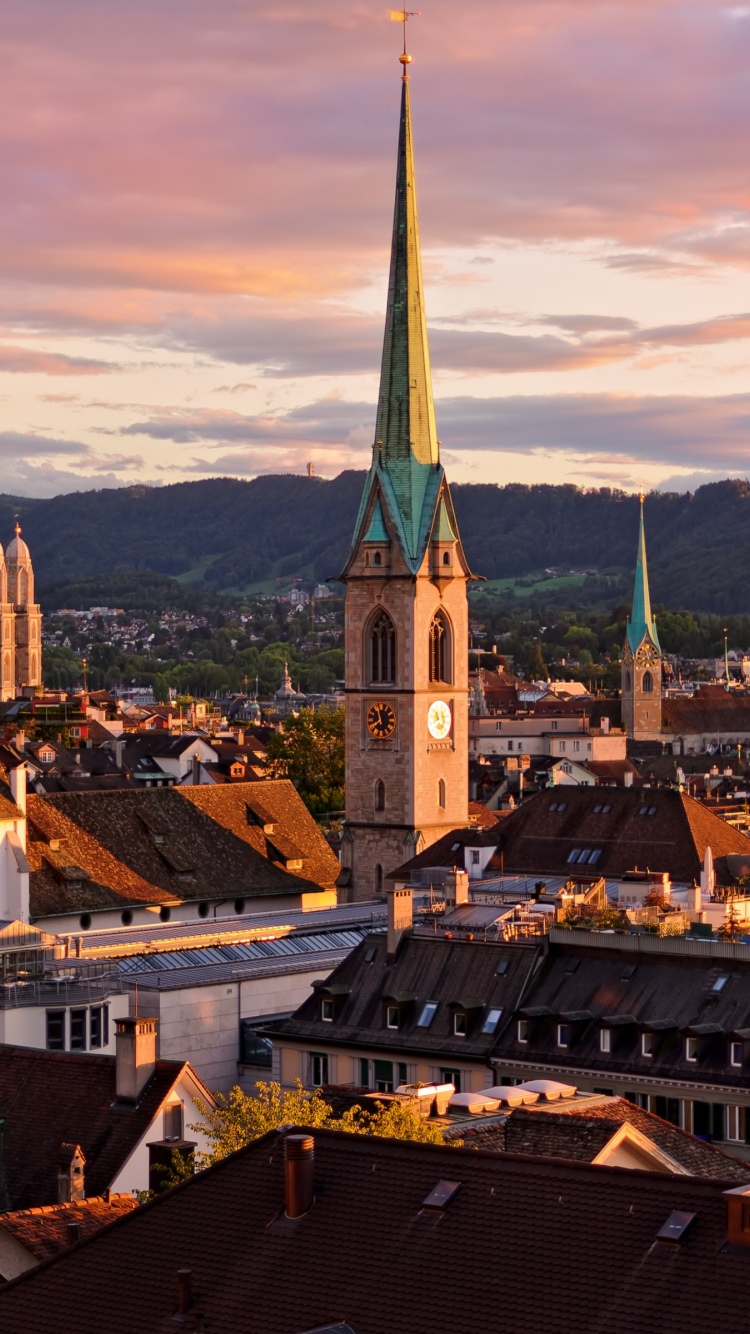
[
  {"left": 662, "top": 689, "right": 750, "bottom": 736},
  {"left": 26, "top": 780, "right": 338, "bottom": 916},
  {"left": 449, "top": 1097, "right": 750, "bottom": 1181},
  {"left": 1, "top": 1126, "right": 750, "bottom": 1334},
  {"left": 0, "top": 1046, "right": 187, "bottom": 1210},
  {"left": 0, "top": 1195, "right": 138, "bottom": 1264}
]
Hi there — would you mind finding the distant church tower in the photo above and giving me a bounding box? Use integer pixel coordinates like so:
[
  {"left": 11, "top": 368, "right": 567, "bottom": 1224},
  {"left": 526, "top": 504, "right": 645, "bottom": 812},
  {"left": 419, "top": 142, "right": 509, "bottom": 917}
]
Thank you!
[
  {"left": 621, "top": 496, "right": 661, "bottom": 741},
  {"left": 339, "top": 52, "right": 474, "bottom": 900},
  {"left": 6, "top": 524, "right": 42, "bottom": 694},
  {"left": 0, "top": 541, "right": 15, "bottom": 703}
]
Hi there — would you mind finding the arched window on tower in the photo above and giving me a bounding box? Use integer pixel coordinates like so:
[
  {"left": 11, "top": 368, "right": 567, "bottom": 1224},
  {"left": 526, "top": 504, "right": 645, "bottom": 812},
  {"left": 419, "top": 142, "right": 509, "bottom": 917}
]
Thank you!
[
  {"left": 375, "top": 780, "right": 385, "bottom": 812},
  {"left": 438, "top": 778, "right": 446, "bottom": 809},
  {"left": 369, "top": 610, "right": 396, "bottom": 683},
  {"left": 624, "top": 670, "right": 631, "bottom": 693},
  {"left": 642, "top": 671, "right": 653, "bottom": 693},
  {"left": 375, "top": 864, "right": 383, "bottom": 893},
  {"left": 429, "top": 611, "right": 452, "bottom": 684}
]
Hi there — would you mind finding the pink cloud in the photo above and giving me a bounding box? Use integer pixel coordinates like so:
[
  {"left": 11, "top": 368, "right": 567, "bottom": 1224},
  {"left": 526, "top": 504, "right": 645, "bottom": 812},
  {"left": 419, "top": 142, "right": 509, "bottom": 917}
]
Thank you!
[{"left": 0, "top": 344, "right": 115, "bottom": 375}]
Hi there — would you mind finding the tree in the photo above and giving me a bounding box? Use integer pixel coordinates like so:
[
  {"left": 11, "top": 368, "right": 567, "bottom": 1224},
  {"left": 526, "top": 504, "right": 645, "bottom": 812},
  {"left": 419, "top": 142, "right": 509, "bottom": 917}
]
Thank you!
[
  {"left": 191, "top": 1081, "right": 444, "bottom": 1167},
  {"left": 526, "top": 642, "right": 548, "bottom": 681},
  {"left": 264, "top": 707, "right": 345, "bottom": 812}
]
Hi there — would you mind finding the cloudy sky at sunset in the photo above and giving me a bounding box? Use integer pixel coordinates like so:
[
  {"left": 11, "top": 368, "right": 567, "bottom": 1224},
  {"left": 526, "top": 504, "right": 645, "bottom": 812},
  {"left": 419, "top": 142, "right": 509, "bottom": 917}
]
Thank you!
[{"left": 3, "top": 0, "right": 750, "bottom": 498}]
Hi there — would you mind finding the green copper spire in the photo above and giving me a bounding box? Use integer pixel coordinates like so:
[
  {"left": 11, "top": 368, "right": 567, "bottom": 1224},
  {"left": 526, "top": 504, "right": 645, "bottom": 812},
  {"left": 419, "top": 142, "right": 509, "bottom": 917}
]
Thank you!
[
  {"left": 627, "top": 495, "right": 661, "bottom": 654},
  {"left": 372, "top": 70, "right": 439, "bottom": 559}
]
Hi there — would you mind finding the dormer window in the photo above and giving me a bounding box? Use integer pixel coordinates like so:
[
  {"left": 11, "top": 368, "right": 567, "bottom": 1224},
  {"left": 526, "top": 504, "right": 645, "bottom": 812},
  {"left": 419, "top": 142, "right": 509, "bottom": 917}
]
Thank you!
[
  {"left": 518, "top": 1019, "right": 528, "bottom": 1044},
  {"left": 557, "top": 1023, "right": 569, "bottom": 1048},
  {"left": 453, "top": 1011, "right": 467, "bottom": 1037},
  {"left": 386, "top": 1005, "right": 400, "bottom": 1030},
  {"left": 321, "top": 998, "right": 334, "bottom": 1023},
  {"left": 600, "top": 1027, "right": 611, "bottom": 1053},
  {"left": 731, "top": 1041, "right": 743, "bottom": 1067},
  {"left": 642, "top": 1031, "right": 653, "bottom": 1057},
  {"left": 686, "top": 1036, "right": 698, "bottom": 1062}
]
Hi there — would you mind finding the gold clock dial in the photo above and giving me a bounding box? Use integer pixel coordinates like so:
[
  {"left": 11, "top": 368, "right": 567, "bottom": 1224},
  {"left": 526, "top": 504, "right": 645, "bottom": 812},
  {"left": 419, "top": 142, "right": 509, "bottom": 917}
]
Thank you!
[
  {"left": 427, "top": 699, "right": 452, "bottom": 740},
  {"left": 367, "top": 700, "right": 397, "bottom": 739}
]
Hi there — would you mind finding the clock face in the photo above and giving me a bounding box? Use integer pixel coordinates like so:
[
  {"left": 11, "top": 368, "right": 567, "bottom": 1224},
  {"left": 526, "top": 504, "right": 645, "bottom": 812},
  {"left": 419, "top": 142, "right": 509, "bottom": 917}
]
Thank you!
[
  {"left": 366, "top": 700, "right": 397, "bottom": 739},
  {"left": 427, "top": 699, "right": 452, "bottom": 740}
]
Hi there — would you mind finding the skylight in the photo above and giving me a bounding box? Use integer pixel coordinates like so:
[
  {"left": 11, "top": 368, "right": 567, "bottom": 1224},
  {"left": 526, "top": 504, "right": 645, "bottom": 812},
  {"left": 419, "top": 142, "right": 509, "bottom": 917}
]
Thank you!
[
  {"left": 417, "top": 1002, "right": 438, "bottom": 1028},
  {"left": 422, "top": 1180, "right": 462, "bottom": 1212},
  {"left": 712, "top": 975, "right": 729, "bottom": 993},
  {"left": 496, "top": 958, "right": 509, "bottom": 976},
  {"left": 481, "top": 1007, "right": 503, "bottom": 1034}
]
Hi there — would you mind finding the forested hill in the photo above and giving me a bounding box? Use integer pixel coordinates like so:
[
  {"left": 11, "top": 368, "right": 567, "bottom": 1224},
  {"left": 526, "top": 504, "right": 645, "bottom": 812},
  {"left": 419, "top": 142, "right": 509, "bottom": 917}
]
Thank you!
[{"left": 3, "top": 474, "right": 750, "bottom": 614}]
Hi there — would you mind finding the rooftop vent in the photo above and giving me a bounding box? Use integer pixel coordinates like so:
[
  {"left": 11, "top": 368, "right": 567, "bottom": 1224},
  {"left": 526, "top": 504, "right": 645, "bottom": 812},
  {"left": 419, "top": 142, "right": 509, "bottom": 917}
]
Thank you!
[
  {"left": 656, "top": 1210, "right": 697, "bottom": 1246},
  {"left": 422, "top": 1180, "right": 462, "bottom": 1213}
]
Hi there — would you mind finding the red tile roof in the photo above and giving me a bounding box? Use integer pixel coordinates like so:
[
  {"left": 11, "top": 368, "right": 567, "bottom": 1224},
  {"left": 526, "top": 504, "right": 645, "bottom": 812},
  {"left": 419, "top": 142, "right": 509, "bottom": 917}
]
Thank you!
[
  {"left": 0, "top": 1195, "right": 138, "bottom": 1265},
  {"left": 1, "top": 1127, "right": 750, "bottom": 1333}
]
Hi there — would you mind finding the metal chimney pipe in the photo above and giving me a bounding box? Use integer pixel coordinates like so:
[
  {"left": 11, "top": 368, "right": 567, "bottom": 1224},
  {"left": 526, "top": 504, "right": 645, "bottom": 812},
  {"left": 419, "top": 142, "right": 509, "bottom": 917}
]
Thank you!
[
  {"left": 177, "top": 1268, "right": 193, "bottom": 1316},
  {"left": 67, "top": 1221, "right": 81, "bottom": 1244},
  {"left": 284, "top": 1134, "right": 314, "bottom": 1218}
]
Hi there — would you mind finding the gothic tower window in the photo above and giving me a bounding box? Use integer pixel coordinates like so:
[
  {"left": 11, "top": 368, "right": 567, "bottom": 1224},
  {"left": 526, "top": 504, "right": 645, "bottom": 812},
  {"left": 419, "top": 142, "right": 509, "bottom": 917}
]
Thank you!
[
  {"left": 438, "top": 778, "right": 446, "bottom": 809},
  {"left": 642, "top": 671, "right": 653, "bottom": 693},
  {"left": 369, "top": 610, "right": 396, "bottom": 684},
  {"left": 373, "top": 551, "right": 382, "bottom": 566},
  {"left": 624, "top": 670, "right": 631, "bottom": 692},
  {"left": 375, "top": 780, "right": 386, "bottom": 812},
  {"left": 429, "top": 611, "right": 452, "bottom": 684}
]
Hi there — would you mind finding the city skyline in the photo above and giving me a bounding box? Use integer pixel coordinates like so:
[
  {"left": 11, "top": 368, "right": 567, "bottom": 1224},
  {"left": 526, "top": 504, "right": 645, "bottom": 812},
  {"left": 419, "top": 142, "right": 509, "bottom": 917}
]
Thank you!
[{"left": 2, "top": 0, "right": 750, "bottom": 498}]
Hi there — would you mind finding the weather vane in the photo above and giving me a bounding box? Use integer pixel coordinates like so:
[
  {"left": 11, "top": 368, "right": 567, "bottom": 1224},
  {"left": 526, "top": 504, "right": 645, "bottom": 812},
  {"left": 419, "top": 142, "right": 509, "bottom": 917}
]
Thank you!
[{"left": 389, "top": 9, "right": 420, "bottom": 66}]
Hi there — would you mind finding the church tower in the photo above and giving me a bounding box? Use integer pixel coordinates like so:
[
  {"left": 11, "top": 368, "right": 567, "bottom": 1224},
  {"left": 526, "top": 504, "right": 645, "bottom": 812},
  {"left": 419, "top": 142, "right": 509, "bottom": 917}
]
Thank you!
[
  {"left": 0, "top": 541, "right": 15, "bottom": 703},
  {"left": 621, "top": 496, "right": 661, "bottom": 741},
  {"left": 339, "top": 49, "right": 474, "bottom": 901},
  {"left": 7, "top": 524, "right": 42, "bottom": 692}
]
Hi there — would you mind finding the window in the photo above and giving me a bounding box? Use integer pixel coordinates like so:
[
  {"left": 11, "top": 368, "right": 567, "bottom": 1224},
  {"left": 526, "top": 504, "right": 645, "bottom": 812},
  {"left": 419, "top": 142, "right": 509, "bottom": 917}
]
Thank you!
[
  {"left": 518, "top": 1019, "right": 528, "bottom": 1044},
  {"left": 417, "top": 1002, "right": 438, "bottom": 1027},
  {"left": 567, "top": 848, "right": 582, "bottom": 863},
  {"left": 624, "top": 670, "right": 631, "bottom": 692},
  {"left": 375, "top": 780, "right": 385, "bottom": 811},
  {"left": 642, "top": 1031, "right": 653, "bottom": 1057},
  {"left": 482, "top": 1007, "right": 503, "bottom": 1035},
  {"left": 712, "top": 975, "right": 729, "bottom": 994},
  {"left": 731, "top": 1041, "right": 743, "bottom": 1068},
  {"left": 375, "top": 863, "right": 383, "bottom": 893},
  {"left": 321, "top": 998, "right": 334, "bottom": 1022},
  {"left": 90, "top": 1005, "right": 109, "bottom": 1050},
  {"left": 496, "top": 959, "right": 509, "bottom": 976},
  {"left": 164, "top": 1102, "right": 183, "bottom": 1139},
  {"left": 398, "top": 1061, "right": 408, "bottom": 1085},
  {"left": 429, "top": 610, "right": 451, "bottom": 684},
  {"left": 559, "top": 741, "right": 566, "bottom": 752},
  {"left": 310, "top": 1053, "right": 329, "bottom": 1087},
  {"left": 453, "top": 1011, "right": 467, "bottom": 1037},
  {"left": 573, "top": 741, "right": 580, "bottom": 752},
  {"left": 369, "top": 610, "right": 396, "bottom": 683},
  {"left": 359, "top": 1057, "right": 370, "bottom": 1088},
  {"left": 120, "top": 910, "right": 133, "bottom": 927},
  {"left": 374, "top": 1059, "right": 393, "bottom": 1093},
  {"left": 693, "top": 1101, "right": 726, "bottom": 1142},
  {"left": 442, "top": 550, "right": 451, "bottom": 566},
  {"left": 600, "top": 1027, "right": 611, "bottom": 1053},
  {"left": 549, "top": 801, "right": 567, "bottom": 813},
  {"left": 159, "top": 906, "right": 171, "bottom": 923},
  {"left": 654, "top": 1096, "right": 681, "bottom": 1127},
  {"left": 373, "top": 551, "right": 382, "bottom": 566},
  {"left": 642, "top": 671, "right": 653, "bottom": 693},
  {"left": 438, "top": 778, "right": 446, "bottom": 809},
  {"left": 386, "top": 1005, "right": 399, "bottom": 1030},
  {"left": 686, "top": 1036, "right": 698, "bottom": 1062},
  {"left": 551, "top": 721, "right": 558, "bottom": 731},
  {"left": 46, "top": 1010, "right": 65, "bottom": 1051},
  {"left": 593, "top": 803, "right": 612, "bottom": 815},
  {"left": 234, "top": 898, "right": 245, "bottom": 914},
  {"left": 471, "top": 850, "right": 480, "bottom": 866},
  {"left": 70, "top": 1009, "right": 86, "bottom": 1051},
  {"left": 441, "top": 1068, "right": 461, "bottom": 1092},
  {"left": 557, "top": 1023, "right": 569, "bottom": 1048},
  {"left": 79, "top": 914, "right": 92, "bottom": 931},
  {"left": 239, "top": 1022, "right": 272, "bottom": 1067}
]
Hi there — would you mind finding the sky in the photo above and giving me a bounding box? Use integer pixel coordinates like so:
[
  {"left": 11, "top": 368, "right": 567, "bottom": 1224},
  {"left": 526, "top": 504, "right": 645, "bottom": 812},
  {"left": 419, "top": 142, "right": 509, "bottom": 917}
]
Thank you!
[{"left": 3, "top": 0, "right": 750, "bottom": 499}]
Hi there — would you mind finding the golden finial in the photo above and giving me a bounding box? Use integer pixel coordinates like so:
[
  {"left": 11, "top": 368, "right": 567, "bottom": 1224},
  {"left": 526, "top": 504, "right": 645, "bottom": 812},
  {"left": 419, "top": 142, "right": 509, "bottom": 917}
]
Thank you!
[
  {"left": 13, "top": 516, "right": 21, "bottom": 537},
  {"left": 389, "top": 9, "right": 420, "bottom": 68},
  {"left": 639, "top": 489, "right": 645, "bottom": 506}
]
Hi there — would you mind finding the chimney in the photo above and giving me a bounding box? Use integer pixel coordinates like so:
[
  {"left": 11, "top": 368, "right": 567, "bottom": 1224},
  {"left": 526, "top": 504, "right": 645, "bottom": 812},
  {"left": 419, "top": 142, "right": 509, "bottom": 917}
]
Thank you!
[
  {"left": 57, "top": 1144, "right": 86, "bottom": 1204},
  {"left": 724, "top": 1185, "right": 750, "bottom": 1247},
  {"left": 690, "top": 881, "right": 702, "bottom": 915},
  {"left": 15, "top": 730, "right": 25, "bottom": 752},
  {"left": 624, "top": 770, "right": 633, "bottom": 788},
  {"left": 9, "top": 763, "right": 26, "bottom": 816},
  {"left": 387, "top": 887, "right": 413, "bottom": 958},
  {"left": 115, "top": 1016, "right": 158, "bottom": 1102},
  {"left": 114, "top": 739, "right": 124, "bottom": 770},
  {"left": 67, "top": 1221, "right": 81, "bottom": 1245},
  {"left": 176, "top": 1268, "right": 193, "bottom": 1317},
  {"left": 445, "top": 868, "right": 470, "bottom": 906},
  {"left": 284, "top": 1134, "right": 314, "bottom": 1218},
  {"left": 191, "top": 753, "right": 200, "bottom": 785}
]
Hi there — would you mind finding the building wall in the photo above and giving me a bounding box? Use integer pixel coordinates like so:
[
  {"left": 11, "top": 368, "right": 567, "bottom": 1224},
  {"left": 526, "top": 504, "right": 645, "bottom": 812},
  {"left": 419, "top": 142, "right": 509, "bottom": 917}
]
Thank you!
[
  {"left": 274, "top": 1038, "right": 492, "bottom": 1096},
  {"left": 0, "top": 992, "right": 128, "bottom": 1053},
  {"left": 342, "top": 535, "right": 469, "bottom": 900},
  {"left": 34, "top": 888, "right": 338, "bottom": 937},
  {"left": 108, "top": 1069, "right": 213, "bottom": 1195}
]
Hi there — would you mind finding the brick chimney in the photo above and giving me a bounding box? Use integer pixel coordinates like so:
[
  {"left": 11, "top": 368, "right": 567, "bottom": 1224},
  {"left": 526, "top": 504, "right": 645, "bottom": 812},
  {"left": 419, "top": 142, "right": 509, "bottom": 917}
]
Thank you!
[
  {"left": 387, "top": 887, "right": 412, "bottom": 959},
  {"left": 57, "top": 1143, "right": 86, "bottom": 1204},
  {"left": 191, "top": 752, "right": 200, "bottom": 785},
  {"left": 445, "top": 868, "right": 470, "bottom": 906},
  {"left": 115, "top": 1016, "right": 158, "bottom": 1103}
]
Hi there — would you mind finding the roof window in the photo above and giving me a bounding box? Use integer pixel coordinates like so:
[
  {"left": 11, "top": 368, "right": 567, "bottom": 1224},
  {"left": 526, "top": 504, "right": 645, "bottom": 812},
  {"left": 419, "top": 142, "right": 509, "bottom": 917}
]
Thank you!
[
  {"left": 712, "top": 975, "right": 729, "bottom": 994},
  {"left": 567, "top": 847, "right": 582, "bottom": 863},
  {"left": 638, "top": 804, "right": 658, "bottom": 817},
  {"left": 621, "top": 964, "right": 636, "bottom": 981},
  {"left": 422, "top": 1180, "right": 462, "bottom": 1213},
  {"left": 593, "top": 802, "right": 612, "bottom": 815},
  {"left": 549, "top": 801, "right": 567, "bottom": 813},
  {"left": 482, "top": 1007, "right": 503, "bottom": 1035},
  {"left": 656, "top": 1211, "right": 697, "bottom": 1246},
  {"left": 417, "top": 1002, "right": 438, "bottom": 1028}
]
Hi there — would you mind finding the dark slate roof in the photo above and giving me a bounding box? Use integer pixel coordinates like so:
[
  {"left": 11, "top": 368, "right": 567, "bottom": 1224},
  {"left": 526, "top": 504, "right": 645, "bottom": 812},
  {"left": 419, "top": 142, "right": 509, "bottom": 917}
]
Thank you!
[
  {"left": 662, "top": 688, "right": 750, "bottom": 736},
  {"left": 0, "top": 1195, "right": 139, "bottom": 1265},
  {"left": 26, "top": 780, "right": 339, "bottom": 916},
  {"left": 0, "top": 1046, "right": 188, "bottom": 1210},
  {"left": 266, "top": 933, "right": 540, "bottom": 1061},
  {"left": 448, "top": 1097, "right": 750, "bottom": 1181},
  {"left": 2, "top": 1126, "right": 750, "bottom": 1334},
  {"left": 491, "top": 938, "right": 750, "bottom": 1091}
]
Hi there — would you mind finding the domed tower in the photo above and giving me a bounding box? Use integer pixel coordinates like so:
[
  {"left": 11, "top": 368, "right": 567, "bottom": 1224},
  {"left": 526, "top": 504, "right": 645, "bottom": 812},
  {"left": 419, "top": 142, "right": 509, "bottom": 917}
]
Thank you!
[
  {"left": 7, "top": 523, "right": 42, "bottom": 691},
  {"left": 0, "top": 540, "right": 15, "bottom": 702},
  {"left": 621, "top": 496, "right": 661, "bottom": 741}
]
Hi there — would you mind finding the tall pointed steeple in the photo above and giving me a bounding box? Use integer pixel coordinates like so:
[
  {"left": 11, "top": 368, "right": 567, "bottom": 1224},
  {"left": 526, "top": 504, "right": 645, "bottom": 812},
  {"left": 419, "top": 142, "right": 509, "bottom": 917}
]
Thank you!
[
  {"left": 626, "top": 495, "right": 660, "bottom": 654},
  {"left": 342, "top": 55, "right": 470, "bottom": 576}
]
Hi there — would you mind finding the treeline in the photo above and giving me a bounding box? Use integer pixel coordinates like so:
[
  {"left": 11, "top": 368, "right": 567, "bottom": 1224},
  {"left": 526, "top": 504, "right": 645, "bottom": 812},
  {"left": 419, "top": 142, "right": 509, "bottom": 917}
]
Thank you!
[{"left": 6, "top": 474, "right": 750, "bottom": 615}]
